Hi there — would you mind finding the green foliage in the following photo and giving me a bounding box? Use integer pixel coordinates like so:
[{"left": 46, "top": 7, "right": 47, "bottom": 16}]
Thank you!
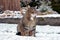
[
  {"left": 39, "top": 6, "right": 48, "bottom": 12},
  {"left": 51, "top": 1, "right": 60, "bottom": 13},
  {"left": 20, "top": 1, "right": 26, "bottom": 7},
  {"left": 29, "top": 1, "right": 40, "bottom": 7},
  {"left": 20, "top": 0, "right": 40, "bottom": 7},
  {"left": 52, "top": 5, "right": 60, "bottom": 13}
]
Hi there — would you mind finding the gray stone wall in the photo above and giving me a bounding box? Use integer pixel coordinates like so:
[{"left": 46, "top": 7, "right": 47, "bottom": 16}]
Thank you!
[
  {"left": 37, "top": 17, "right": 60, "bottom": 26},
  {"left": 0, "top": 17, "right": 60, "bottom": 26}
]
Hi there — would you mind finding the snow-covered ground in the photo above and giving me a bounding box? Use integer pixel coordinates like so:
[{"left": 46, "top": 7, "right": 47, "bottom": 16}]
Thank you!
[{"left": 0, "top": 23, "right": 60, "bottom": 40}]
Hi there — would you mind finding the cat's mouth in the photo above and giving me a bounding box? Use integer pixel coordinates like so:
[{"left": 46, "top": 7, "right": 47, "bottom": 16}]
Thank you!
[
  {"left": 31, "top": 14, "right": 37, "bottom": 17},
  {"left": 30, "top": 14, "right": 37, "bottom": 20}
]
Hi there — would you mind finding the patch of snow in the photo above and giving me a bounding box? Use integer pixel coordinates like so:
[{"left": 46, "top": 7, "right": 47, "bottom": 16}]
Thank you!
[
  {"left": 13, "top": 11, "right": 23, "bottom": 18},
  {"left": 36, "top": 25, "right": 60, "bottom": 37},
  {"left": 36, "top": 14, "right": 60, "bottom": 17},
  {"left": 0, "top": 23, "right": 17, "bottom": 33}
]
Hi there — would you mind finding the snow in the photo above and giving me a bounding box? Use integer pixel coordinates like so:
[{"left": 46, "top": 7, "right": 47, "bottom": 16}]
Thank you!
[
  {"left": 13, "top": 13, "right": 60, "bottom": 18},
  {"left": 36, "top": 25, "right": 60, "bottom": 37},
  {"left": 0, "top": 34, "right": 50, "bottom": 40},
  {"left": 36, "top": 14, "right": 60, "bottom": 17},
  {"left": 1, "top": 10, "right": 59, "bottom": 18},
  {"left": 0, "top": 23, "right": 60, "bottom": 40},
  {"left": 12, "top": 12, "right": 60, "bottom": 18}
]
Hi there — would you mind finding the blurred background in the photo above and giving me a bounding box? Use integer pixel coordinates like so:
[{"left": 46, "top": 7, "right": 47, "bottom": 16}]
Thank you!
[{"left": 0, "top": 0, "right": 60, "bottom": 13}]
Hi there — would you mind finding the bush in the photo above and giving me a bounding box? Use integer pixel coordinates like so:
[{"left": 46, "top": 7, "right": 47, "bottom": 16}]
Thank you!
[{"left": 52, "top": 5, "right": 60, "bottom": 13}]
